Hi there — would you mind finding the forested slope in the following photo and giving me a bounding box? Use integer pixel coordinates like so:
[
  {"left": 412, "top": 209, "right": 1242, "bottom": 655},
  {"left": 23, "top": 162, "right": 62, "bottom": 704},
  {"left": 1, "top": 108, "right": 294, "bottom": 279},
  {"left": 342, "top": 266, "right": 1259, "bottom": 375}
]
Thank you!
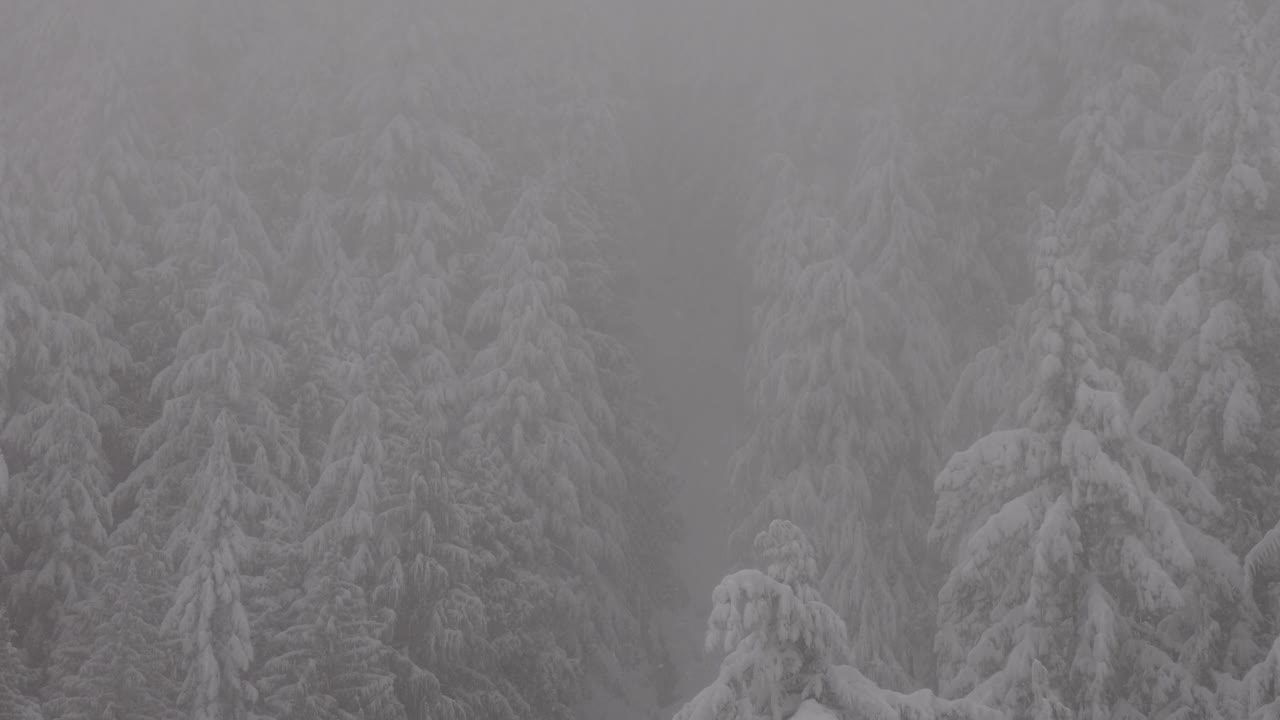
[
  {"left": 3, "top": 2, "right": 1280, "bottom": 720},
  {"left": 694, "top": 1, "right": 1280, "bottom": 718},
  {"left": 1, "top": 2, "right": 679, "bottom": 719}
]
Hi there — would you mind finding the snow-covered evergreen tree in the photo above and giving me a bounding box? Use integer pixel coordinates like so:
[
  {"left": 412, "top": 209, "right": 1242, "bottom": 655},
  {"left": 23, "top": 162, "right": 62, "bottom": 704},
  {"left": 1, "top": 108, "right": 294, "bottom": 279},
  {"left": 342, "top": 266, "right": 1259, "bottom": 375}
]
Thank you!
[
  {"left": 1, "top": 380, "right": 117, "bottom": 670},
  {"left": 0, "top": 149, "right": 126, "bottom": 671},
  {"left": 289, "top": 21, "right": 504, "bottom": 716},
  {"left": 1138, "top": 0, "right": 1280, "bottom": 563},
  {"left": 118, "top": 159, "right": 299, "bottom": 541},
  {"left": 841, "top": 103, "right": 959, "bottom": 685},
  {"left": 1057, "top": 66, "right": 1158, "bottom": 380},
  {"left": 257, "top": 551, "right": 402, "bottom": 720},
  {"left": 257, "top": 383, "right": 408, "bottom": 720},
  {"left": 675, "top": 520, "right": 848, "bottom": 720},
  {"left": 165, "top": 412, "right": 256, "bottom": 720},
  {"left": 44, "top": 502, "right": 179, "bottom": 720},
  {"left": 108, "top": 155, "right": 300, "bottom": 720},
  {"left": 732, "top": 152, "right": 923, "bottom": 690},
  {"left": 932, "top": 226, "right": 1225, "bottom": 720},
  {"left": 314, "top": 6, "right": 490, "bottom": 279},
  {"left": 302, "top": 390, "right": 387, "bottom": 584},
  {"left": 460, "top": 177, "right": 634, "bottom": 715},
  {"left": 676, "top": 520, "right": 1003, "bottom": 720},
  {"left": 1056, "top": 14, "right": 1258, "bottom": 692}
]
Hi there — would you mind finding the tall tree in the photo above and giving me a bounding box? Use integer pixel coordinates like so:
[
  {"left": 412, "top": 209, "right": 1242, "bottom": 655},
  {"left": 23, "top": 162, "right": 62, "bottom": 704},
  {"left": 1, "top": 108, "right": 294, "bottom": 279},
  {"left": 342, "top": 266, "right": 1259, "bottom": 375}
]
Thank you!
[
  {"left": 0, "top": 150, "right": 125, "bottom": 672},
  {"left": 256, "top": 551, "right": 402, "bottom": 720},
  {"left": 44, "top": 500, "right": 179, "bottom": 720},
  {"left": 256, "top": 387, "right": 407, "bottom": 720},
  {"left": 732, "top": 157, "right": 918, "bottom": 689},
  {"left": 932, "top": 225, "right": 1225, "bottom": 720},
  {"left": 166, "top": 412, "right": 256, "bottom": 720},
  {"left": 675, "top": 520, "right": 1001, "bottom": 720},
  {"left": 460, "top": 178, "right": 634, "bottom": 716},
  {"left": 117, "top": 159, "right": 300, "bottom": 720},
  {"left": 1137, "top": 0, "right": 1280, "bottom": 562}
]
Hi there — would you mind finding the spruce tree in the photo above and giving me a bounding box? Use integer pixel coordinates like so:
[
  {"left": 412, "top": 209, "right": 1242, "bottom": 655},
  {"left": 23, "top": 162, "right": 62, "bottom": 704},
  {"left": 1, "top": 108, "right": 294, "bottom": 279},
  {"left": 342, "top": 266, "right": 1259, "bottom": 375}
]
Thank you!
[{"left": 933, "top": 226, "right": 1223, "bottom": 720}]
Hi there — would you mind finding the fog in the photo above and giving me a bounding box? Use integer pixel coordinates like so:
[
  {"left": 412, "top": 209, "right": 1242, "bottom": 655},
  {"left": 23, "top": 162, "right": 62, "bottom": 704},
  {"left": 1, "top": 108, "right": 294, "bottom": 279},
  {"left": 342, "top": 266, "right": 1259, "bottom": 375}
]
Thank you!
[{"left": 2, "top": 2, "right": 1278, "bottom": 719}]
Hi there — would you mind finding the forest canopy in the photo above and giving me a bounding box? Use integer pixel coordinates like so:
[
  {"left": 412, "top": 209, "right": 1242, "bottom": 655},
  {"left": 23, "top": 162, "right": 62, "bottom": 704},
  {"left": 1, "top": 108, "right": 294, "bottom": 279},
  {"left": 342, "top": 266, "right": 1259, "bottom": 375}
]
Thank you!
[{"left": 1, "top": 2, "right": 1279, "bottom": 720}]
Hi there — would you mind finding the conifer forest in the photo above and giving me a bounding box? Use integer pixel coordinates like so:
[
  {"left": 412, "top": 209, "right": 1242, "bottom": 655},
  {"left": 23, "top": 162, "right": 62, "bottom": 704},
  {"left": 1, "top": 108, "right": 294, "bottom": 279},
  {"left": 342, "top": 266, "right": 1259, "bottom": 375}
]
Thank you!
[{"left": 3, "top": 1, "right": 1280, "bottom": 719}]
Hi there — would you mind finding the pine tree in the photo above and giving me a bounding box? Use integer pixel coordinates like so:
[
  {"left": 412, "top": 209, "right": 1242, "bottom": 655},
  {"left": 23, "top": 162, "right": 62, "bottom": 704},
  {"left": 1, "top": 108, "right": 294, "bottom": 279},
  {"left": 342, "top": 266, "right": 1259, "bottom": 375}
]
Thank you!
[
  {"left": 165, "top": 411, "right": 256, "bottom": 720},
  {"left": 302, "top": 390, "right": 387, "bottom": 584},
  {"left": 254, "top": 379, "right": 409, "bottom": 720},
  {"left": 460, "top": 178, "right": 631, "bottom": 716},
  {"left": 313, "top": 5, "right": 490, "bottom": 279},
  {"left": 1057, "top": 67, "right": 1157, "bottom": 381},
  {"left": 115, "top": 157, "right": 299, "bottom": 720},
  {"left": 932, "top": 228, "right": 1224, "bottom": 720},
  {"left": 118, "top": 160, "right": 299, "bottom": 541},
  {"left": 674, "top": 520, "right": 848, "bottom": 720},
  {"left": 257, "top": 552, "right": 402, "bottom": 720},
  {"left": 1056, "top": 21, "right": 1256, "bottom": 696},
  {"left": 44, "top": 507, "right": 179, "bottom": 720},
  {"left": 295, "top": 20, "right": 499, "bottom": 717},
  {"left": 675, "top": 520, "right": 1002, "bottom": 720},
  {"left": 732, "top": 155, "right": 919, "bottom": 690},
  {"left": 840, "top": 104, "right": 959, "bottom": 686},
  {"left": 1131, "top": 5, "right": 1280, "bottom": 686},
  {"left": 1, "top": 392, "right": 114, "bottom": 667},
  {"left": 1137, "top": 0, "right": 1280, "bottom": 564}
]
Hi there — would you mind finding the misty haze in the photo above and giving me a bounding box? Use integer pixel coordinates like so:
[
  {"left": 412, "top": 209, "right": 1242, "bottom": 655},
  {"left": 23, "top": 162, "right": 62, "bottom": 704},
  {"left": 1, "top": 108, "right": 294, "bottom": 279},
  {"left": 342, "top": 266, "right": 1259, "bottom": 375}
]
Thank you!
[{"left": 1, "top": 1, "right": 1279, "bottom": 719}]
